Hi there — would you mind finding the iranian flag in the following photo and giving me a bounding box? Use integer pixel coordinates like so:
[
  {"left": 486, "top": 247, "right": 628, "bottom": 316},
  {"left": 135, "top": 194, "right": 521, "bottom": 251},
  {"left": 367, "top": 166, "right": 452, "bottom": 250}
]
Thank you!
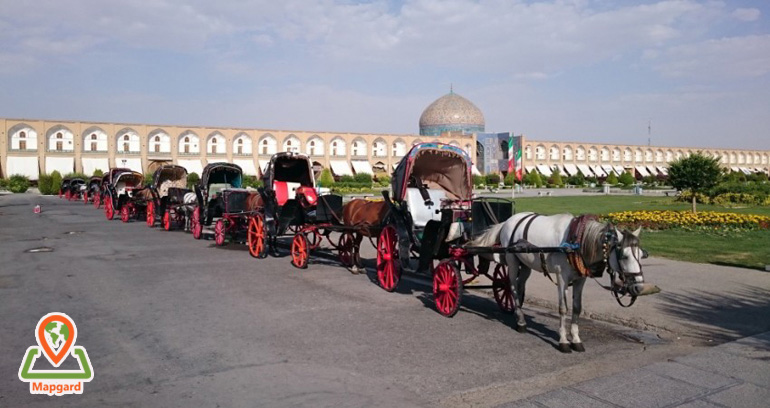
[{"left": 508, "top": 134, "right": 523, "bottom": 181}]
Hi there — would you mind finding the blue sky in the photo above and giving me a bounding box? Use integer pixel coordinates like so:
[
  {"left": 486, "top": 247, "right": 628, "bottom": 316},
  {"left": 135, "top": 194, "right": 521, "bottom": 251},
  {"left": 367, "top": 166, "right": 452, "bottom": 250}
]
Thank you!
[{"left": 1, "top": 0, "right": 768, "bottom": 149}]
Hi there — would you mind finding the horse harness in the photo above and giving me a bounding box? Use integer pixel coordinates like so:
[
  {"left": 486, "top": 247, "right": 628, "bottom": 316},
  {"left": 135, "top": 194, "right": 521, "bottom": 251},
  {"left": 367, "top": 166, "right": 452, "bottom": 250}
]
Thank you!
[{"left": 508, "top": 214, "right": 557, "bottom": 283}]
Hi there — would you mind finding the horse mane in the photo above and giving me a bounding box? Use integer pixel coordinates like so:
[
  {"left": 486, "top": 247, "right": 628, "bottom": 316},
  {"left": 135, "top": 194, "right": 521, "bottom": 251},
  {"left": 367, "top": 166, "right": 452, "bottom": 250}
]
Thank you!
[{"left": 581, "top": 220, "right": 608, "bottom": 266}]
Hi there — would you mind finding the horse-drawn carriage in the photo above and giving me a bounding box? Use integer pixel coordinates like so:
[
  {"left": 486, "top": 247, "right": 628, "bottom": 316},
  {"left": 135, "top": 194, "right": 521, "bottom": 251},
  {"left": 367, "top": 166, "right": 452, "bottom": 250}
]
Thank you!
[
  {"left": 377, "top": 143, "right": 518, "bottom": 316},
  {"left": 83, "top": 176, "right": 102, "bottom": 205},
  {"left": 255, "top": 152, "right": 362, "bottom": 268},
  {"left": 145, "top": 165, "right": 193, "bottom": 231},
  {"left": 103, "top": 169, "right": 145, "bottom": 221},
  {"left": 191, "top": 162, "right": 259, "bottom": 244}
]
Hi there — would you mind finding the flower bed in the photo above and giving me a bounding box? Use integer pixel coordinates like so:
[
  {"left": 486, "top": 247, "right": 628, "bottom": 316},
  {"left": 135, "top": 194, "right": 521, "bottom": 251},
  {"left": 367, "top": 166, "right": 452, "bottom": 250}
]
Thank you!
[{"left": 604, "top": 210, "right": 770, "bottom": 230}]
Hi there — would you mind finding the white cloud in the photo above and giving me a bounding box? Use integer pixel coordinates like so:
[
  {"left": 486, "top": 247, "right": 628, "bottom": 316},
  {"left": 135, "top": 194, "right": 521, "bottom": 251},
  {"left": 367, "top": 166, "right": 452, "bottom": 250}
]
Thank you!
[
  {"left": 653, "top": 35, "right": 770, "bottom": 79},
  {"left": 732, "top": 8, "right": 761, "bottom": 22}
]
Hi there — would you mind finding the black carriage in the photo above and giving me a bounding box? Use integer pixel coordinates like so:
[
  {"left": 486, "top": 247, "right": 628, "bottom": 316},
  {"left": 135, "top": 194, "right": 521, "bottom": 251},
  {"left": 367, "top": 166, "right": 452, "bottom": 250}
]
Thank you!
[
  {"left": 67, "top": 178, "right": 86, "bottom": 202},
  {"left": 84, "top": 176, "right": 102, "bottom": 205},
  {"left": 59, "top": 178, "right": 72, "bottom": 199},
  {"left": 103, "top": 170, "right": 144, "bottom": 221},
  {"left": 246, "top": 152, "right": 320, "bottom": 260},
  {"left": 378, "top": 142, "right": 516, "bottom": 317},
  {"left": 145, "top": 165, "right": 191, "bottom": 231},
  {"left": 191, "top": 162, "right": 247, "bottom": 241}
]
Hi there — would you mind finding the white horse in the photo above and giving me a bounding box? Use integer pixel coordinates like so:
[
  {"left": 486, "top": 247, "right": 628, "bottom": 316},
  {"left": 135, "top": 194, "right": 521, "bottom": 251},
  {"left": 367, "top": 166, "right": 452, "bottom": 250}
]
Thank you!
[{"left": 472, "top": 212, "right": 658, "bottom": 353}]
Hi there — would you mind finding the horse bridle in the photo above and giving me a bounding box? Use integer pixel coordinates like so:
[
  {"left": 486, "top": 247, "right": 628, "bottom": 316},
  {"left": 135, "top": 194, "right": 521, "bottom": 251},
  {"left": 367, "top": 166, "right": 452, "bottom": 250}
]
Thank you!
[{"left": 601, "top": 225, "right": 644, "bottom": 307}]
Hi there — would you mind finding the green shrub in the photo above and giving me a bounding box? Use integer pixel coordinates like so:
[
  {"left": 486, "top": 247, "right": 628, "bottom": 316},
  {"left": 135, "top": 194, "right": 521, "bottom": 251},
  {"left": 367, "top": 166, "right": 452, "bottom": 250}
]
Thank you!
[
  {"left": 524, "top": 171, "right": 543, "bottom": 187},
  {"left": 92, "top": 169, "right": 104, "bottom": 177},
  {"left": 318, "top": 169, "right": 334, "bottom": 186},
  {"left": 339, "top": 175, "right": 355, "bottom": 183},
  {"left": 187, "top": 172, "right": 200, "bottom": 189},
  {"left": 8, "top": 174, "right": 30, "bottom": 193},
  {"left": 618, "top": 171, "right": 635, "bottom": 187},
  {"left": 38, "top": 174, "right": 54, "bottom": 195},
  {"left": 548, "top": 168, "right": 563, "bottom": 187},
  {"left": 143, "top": 173, "right": 154, "bottom": 186},
  {"left": 375, "top": 174, "right": 391, "bottom": 187},
  {"left": 353, "top": 173, "right": 372, "bottom": 183},
  {"left": 64, "top": 172, "right": 89, "bottom": 180},
  {"left": 0, "top": 178, "right": 8, "bottom": 190},
  {"left": 51, "top": 171, "right": 62, "bottom": 194},
  {"left": 485, "top": 173, "right": 500, "bottom": 185},
  {"left": 605, "top": 172, "right": 618, "bottom": 185},
  {"left": 567, "top": 172, "right": 585, "bottom": 186},
  {"left": 242, "top": 175, "right": 263, "bottom": 189},
  {"left": 472, "top": 175, "right": 485, "bottom": 187}
]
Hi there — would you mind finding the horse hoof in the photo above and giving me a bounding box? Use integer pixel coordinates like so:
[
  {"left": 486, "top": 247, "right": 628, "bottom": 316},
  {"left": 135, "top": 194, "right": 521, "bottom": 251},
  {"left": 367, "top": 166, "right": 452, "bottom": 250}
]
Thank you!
[
  {"left": 571, "top": 343, "right": 585, "bottom": 352},
  {"left": 515, "top": 324, "right": 527, "bottom": 333},
  {"left": 349, "top": 268, "right": 360, "bottom": 275},
  {"left": 558, "top": 343, "right": 572, "bottom": 353}
]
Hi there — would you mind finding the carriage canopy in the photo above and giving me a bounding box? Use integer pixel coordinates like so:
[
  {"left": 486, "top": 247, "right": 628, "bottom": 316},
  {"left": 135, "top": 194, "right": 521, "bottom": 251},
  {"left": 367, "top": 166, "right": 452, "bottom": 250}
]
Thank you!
[
  {"left": 153, "top": 165, "right": 188, "bottom": 188},
  {"left": 200, "top": 162, "right": 242, "bottom": 189},
  {"left": 391, "top": 143, "right": 472, "bottom": 202},
  {"left": 114, "top": 171, "right": 143, "bottom": 187},
  {"left": 262, "top": 152, "right": 315, "bottom": 189},
  {"left": 107, "top": 168, "right": 133, "bottom": 186}
]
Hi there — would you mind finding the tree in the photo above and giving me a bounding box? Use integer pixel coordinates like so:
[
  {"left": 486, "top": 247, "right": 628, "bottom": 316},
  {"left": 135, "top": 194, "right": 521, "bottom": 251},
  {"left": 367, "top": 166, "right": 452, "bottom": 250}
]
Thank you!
[
  {"left": 618, "top": 171, "right": 635, "bottom": 187},
  {"left": 318, "top": 168, "right": 334, "bottom": 186},
  {"left": 187, "top": 172, "right": 200, "bottom": 189},
  {"left": 548, "top": 168, "right": 563, "bottom": 186},
  {"left": 524, "top": 171, "right": 543, "bottom": 187},
  {"left": 668, "top": 152, "right": 722, "bottom": 213},
  {"left": 51, "top": 171, "right": 63, "bottom": 195},
  {"left": 605, "top": 172, "right": 618, "bottom": 185},
  {"left": 93, "top": 169, "right": 104, "bottom": 177}
]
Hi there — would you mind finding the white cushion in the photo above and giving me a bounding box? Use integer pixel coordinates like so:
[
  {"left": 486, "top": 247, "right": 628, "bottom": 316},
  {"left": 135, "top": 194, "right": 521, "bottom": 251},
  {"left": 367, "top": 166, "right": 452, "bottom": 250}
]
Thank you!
[{"left": 406, "top": 188, "right": 446, "bottom": 228}]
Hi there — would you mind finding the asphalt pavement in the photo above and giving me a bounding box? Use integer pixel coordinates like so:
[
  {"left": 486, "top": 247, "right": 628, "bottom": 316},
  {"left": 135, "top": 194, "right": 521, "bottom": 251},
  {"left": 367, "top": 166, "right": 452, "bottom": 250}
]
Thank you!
[{"left": 1, "top": 191, "right": 768, "bottom": 407}]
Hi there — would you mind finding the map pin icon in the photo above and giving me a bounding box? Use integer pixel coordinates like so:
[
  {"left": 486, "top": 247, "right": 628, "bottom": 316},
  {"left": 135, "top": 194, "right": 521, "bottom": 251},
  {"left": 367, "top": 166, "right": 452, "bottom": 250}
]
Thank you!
[{"left": 35, "top": 313, "right": 77, "bottom": 367}]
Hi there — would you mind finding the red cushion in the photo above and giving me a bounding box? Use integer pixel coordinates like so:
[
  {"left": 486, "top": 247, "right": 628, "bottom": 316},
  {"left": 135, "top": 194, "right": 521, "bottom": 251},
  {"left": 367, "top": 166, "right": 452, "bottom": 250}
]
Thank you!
[
  {"left": 298, "top": 186, "right": 317, "bottom": 206},
  {"left": 273, "top": 181, "right": 289, "bottom": 206}
]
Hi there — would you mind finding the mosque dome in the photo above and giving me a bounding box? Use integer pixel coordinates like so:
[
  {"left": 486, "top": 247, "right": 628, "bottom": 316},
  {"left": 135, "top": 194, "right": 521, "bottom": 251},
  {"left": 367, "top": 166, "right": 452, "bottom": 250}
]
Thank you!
[{"left": 419, "top": 90, "right": 485, "bottom": 136}]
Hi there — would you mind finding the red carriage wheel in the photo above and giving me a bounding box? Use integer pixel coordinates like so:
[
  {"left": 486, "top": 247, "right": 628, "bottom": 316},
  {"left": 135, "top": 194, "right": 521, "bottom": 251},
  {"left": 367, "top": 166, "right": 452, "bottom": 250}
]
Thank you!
[
  {"left": 120, "top": 206, "right": 130, "bottom": 223},
  {"left": 214, "top": 219, "right": 226, "bottom": 246},
  {"left": 191, "top": 206, "right": 202, "bottom": 239},
  {"left": 94, "top": 194, "right": 101, "bottom": 209},
  {"left": 163, "top": 209, "right": 172, "bottom": 231},
  {"left": 175, "top": 209, "right": 184, "bottom": 224},
  {"left": 83, "top": 192, "right": 89, "bottom": 204},
  {"left": 105, "top": 197, "right": 114, "bottom": 220},
  {"left": 338, "top": 233, "right": 354, "bottom": 267},
  {"left": 146, "top": 202, "right": 155, "bottom": 227},
  {"left": 493, "top": 263, "right": 515, "bottom": 314},
  {"left": 65, "top": 190, "right": 71, "bottom": 200},
  {"left": 247, "top": 215, "right": 267, "bottom": 258},
  {"left": 433, "top": 261, "right": 463, "bottom": 317},
  {"left": 376, "top": 225, "right": 401, "bottom": 292},
  {"left": 58, "top": 189, "right": 63, "bottom": 198},
  {"left": 290, "top": 233, "right": 309, "bottom": 269}
]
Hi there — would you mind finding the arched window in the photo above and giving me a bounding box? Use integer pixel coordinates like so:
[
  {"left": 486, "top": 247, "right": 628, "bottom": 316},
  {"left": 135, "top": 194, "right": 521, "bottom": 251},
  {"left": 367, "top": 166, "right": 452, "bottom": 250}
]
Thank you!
[
  {"left": 19, "top": 131, "right": 27, "bottom": 150},
  {"left": 391, "top": 141, "right": 405, "bottom": 157},
  {"left": 210, "top": 138, "right": 218, "bottom": 154},
  {"left": 184, "top": 137, "right": 190, "bottom": 154},
  {"left": 351, "top": 140, "right": 366, "bottom": 157},
  {"left": 283, "top": 137, "right": 300, "bottom": 153},
  {"left": 55, "top": 132, "right": 63, "bottom": 151},
  {"left": 124, "top": 135, "right": 129, "bottom": 141},
  {"left": 236, "top": 138, "right": 244, "bottom": 155},
  {"left": 330, "top": 138, "right": 346, "bottom": 157}
]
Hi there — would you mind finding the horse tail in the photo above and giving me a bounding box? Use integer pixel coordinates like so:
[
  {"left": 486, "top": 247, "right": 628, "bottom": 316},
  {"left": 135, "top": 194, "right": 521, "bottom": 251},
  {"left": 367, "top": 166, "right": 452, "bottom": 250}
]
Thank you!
[{"left": 468, "top": 222, "right": 504, "bottom": 248}]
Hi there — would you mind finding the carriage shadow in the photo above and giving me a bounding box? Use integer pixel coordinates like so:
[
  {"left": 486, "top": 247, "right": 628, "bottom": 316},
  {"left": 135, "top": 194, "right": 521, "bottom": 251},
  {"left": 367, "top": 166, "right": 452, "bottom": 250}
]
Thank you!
[
  {"left": 657, "top": 284, "right": 770, "bottom": 342},
  {"left": 356, "top": 260, "right": 565, "bottom": 350}
]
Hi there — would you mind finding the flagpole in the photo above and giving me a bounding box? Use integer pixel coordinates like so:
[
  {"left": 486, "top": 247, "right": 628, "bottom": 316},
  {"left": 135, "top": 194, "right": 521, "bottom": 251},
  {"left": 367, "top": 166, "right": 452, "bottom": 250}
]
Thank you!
[{"left": 508, "top": 133, "right": 515, "bottom": 200}]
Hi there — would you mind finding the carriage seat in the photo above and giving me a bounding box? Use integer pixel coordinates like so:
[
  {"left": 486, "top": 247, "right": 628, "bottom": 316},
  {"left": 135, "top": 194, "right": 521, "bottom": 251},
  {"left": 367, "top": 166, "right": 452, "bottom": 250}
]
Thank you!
[
  {"left": 208, "top": 183, "right": 232, "bottom": 198},
  {"left": 273, "top": 181, "right": 301, "bottom": 206},
  {"left": 406, "top": 187, "right": 446, "bottom": 228}
]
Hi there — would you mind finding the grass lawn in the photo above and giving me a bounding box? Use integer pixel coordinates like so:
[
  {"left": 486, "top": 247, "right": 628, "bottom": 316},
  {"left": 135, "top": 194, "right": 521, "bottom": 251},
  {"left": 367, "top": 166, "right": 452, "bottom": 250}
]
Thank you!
[{"left": 512, "top": 195, "right": 770, "bottom": 270}]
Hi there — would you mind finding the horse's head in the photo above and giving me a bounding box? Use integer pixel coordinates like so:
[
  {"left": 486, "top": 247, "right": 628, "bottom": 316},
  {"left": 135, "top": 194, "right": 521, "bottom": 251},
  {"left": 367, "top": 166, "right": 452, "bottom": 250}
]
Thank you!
[{"left": 606, "top": 227, "right": 658, "bottom": 299}]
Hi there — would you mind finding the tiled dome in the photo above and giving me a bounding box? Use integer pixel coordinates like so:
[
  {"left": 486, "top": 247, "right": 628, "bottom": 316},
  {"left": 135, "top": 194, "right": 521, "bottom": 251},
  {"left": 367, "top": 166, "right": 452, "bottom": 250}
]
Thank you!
[{"left": 419, "top": 90, "right": 485, "bottom": 136}]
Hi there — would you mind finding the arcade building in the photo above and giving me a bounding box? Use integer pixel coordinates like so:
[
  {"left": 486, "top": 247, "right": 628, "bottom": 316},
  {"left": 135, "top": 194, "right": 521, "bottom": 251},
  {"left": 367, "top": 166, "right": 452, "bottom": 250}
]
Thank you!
[{"left": 2, "top": 90, "right": 768, "bottom": 181}]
